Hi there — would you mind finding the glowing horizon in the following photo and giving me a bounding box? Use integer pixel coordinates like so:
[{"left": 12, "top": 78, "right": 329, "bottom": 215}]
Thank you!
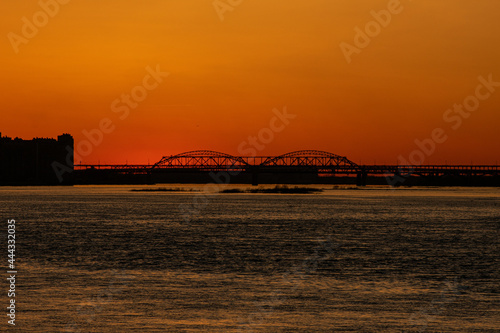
[{"left": 1, "top": 0, "right": 499, "bottom": 165}]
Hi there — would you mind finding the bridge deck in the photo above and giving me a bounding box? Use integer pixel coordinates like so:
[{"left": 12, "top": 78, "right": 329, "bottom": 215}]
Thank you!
[
  {"left": 73, "top": 150, "right": 499, "bottom": 177},
  {"left": 74, "top": 164, "right": 500, "bottom": 176}
]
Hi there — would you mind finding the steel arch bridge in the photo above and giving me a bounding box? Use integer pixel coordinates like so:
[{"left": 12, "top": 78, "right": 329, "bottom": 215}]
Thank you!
[
  {"left": 74, "top": 150, "right": 500, "bottom": 185},
  {"left": 260, "top": 150, "right": 358, "bottom": 168},
  {"left": 150, "top": 150, "right": 359, "bottom": 171},
  {"left": 152, "top": 150, "right": 249, "bottom": 170}
]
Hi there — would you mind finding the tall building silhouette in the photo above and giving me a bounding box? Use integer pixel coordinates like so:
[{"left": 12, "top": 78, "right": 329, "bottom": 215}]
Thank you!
[{"left": 0, "top": 132, "right": 74, "bottom": 185}]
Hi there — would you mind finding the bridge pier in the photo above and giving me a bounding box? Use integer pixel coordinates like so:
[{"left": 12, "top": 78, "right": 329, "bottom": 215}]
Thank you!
[
  {"left": 251, "top": 168, "right": 259, "bottom": 186},
  {"left": 356, "top": 171, "right": 367, "bottom": 186},
  {"left": 393, "top": 170, "right": 403, "bottom": 187}
]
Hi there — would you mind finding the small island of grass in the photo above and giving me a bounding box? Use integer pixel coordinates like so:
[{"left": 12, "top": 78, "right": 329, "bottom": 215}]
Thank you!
[
  {"left": 220, "top": 185, "right": 323, "bottom": 194},
  {"left": 131, "top": 187, "right": 199, "bottom": 192}
]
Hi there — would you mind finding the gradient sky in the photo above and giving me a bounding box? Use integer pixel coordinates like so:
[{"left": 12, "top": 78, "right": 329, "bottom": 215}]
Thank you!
[{"left": 1, "top": 0, "right": 499, "bottom": 164}]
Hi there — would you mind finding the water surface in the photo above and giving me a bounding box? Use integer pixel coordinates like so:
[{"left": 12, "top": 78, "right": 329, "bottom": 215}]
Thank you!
[{"left": 1, "top": 186, "right": 498, "bottom": 332}]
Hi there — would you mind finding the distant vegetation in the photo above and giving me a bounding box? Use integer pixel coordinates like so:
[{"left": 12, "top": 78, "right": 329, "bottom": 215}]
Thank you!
[
  {"left": 131, "top": 187, "right": 199, "bottom": 192},
  {"left": 331, "top": 185, "right": 359, "bottom": 190},
  {"left": 220, "top": 188, "right": 245, "bottom": 193},
  {"left": 220, "top": 185, "right": 323, "bottom": 194}
]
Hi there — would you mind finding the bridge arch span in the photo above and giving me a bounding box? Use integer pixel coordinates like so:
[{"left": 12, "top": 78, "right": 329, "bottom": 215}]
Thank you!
[
  {"left": 152, "top": 150, "right": 249, "bottom": 169},
  {"left": 260, "top": 150, "right": 359, "bottom": 168}
]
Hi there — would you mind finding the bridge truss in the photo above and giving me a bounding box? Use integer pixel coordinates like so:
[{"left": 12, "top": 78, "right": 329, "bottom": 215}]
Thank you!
[{"left": 74, "top": 150, "right": 500, "bottom": 184}]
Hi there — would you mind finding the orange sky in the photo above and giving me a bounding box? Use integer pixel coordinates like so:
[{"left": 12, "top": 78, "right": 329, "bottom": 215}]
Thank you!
[{"left": 1, "top": 0, "right": 499, "bottom": 165}]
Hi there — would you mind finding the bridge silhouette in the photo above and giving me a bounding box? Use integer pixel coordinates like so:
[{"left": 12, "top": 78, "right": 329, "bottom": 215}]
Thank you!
[{"left": 74, "top": 150, "right": 500, "bottom": 186}]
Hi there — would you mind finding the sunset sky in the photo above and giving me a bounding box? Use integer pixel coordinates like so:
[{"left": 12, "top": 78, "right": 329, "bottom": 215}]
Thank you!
[{"left": 1, "top": 0, "right": 499, "bottom": 164}]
